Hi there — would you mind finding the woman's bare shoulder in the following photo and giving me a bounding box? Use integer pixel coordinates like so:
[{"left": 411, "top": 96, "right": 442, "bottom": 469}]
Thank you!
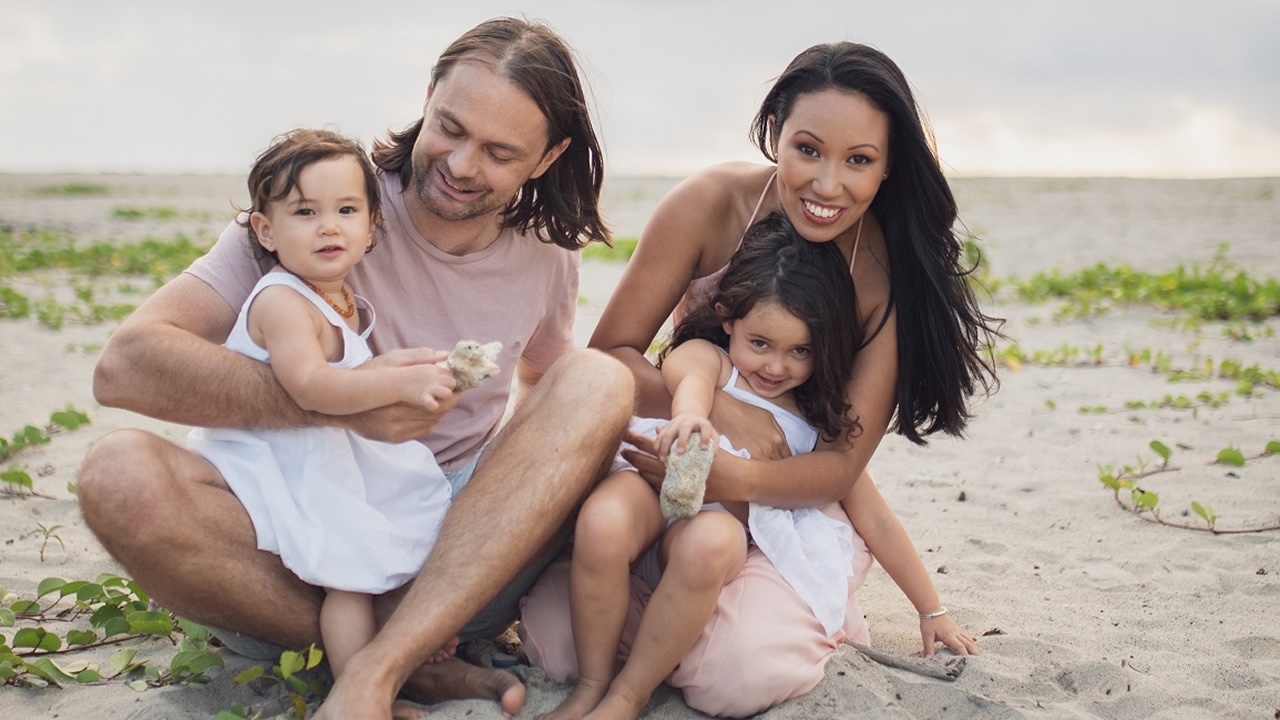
[{"left": 658, "top": 162, "right": 774, "bottom": 213}]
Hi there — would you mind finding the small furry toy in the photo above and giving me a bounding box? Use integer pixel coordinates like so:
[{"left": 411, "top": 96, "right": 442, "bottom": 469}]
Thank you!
[
  {"left": 660, "top": 431, "right": 715, "bottom": 520},
  {"left": 439, "top": 340, "right": 503, "bottom": 392}
]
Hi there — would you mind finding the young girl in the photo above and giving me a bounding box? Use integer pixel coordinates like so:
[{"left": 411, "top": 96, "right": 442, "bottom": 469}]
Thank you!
[
  {"left": 186, "top": 128, "right": 458, "bottom": 716},
  {"left": 528, "top": 212, "right": 962, "bottom": 720}
]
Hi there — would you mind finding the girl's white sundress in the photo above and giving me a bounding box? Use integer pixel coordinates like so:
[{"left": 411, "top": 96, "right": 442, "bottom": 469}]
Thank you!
[
  {"left": 188, "top": 272, "right": 451, "bottom": 594},
  {"left": 622, "top": 366, "right": 856, "bottom": 636}
]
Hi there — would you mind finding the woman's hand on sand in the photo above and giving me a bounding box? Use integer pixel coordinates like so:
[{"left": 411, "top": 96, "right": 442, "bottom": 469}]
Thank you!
[{"left": 921, "top": 614, "right": 980, "bottom": 658}]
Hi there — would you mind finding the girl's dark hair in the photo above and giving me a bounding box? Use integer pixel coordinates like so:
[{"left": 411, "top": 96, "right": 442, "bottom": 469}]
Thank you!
[
  {"left": 239, "top": 128, "right": 381, "bottom": 262},
  {"left": 750, "top": 41, "right": 1002, "bottom": 444},
  {"left": 663, "top": 212, "right": 861, "bottom": 444},
  {"left": 371, "top": 17, "right": 609, "bottom": 251}
]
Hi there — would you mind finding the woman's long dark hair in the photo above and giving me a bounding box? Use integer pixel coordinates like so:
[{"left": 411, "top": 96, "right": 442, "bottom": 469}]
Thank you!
[
  {"left": 750, "top": 42, "right": 1002, "bottom": 444},
  {"left": 662, "top": 212, "right": 862, "bottom": 444}
]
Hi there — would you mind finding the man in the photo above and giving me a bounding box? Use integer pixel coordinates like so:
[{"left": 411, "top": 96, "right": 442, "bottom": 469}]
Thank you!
[{"left": 78, "top": 18, "right": 633, "bottom": 719}]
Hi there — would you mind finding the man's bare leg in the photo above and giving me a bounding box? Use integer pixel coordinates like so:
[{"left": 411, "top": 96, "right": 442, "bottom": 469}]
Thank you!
[
  {"left": 317, "top": 349, "right": 634, "bottom": 720},
  {"left": 80, "top": 430, "right": 532, "bottom": 707},
  {"left": 78, "top": 429, "right": 323, "bottom": 646}
]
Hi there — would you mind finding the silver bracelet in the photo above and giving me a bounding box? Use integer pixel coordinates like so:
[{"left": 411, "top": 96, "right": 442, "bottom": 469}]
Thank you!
[{"left": 918, "top": 607, "right": 948, "bottom": 620}]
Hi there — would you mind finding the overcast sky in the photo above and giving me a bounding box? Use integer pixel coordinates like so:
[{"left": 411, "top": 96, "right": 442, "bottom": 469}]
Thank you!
[{"left": 2, "top": 1, "right": 1277, "bottom": 178}]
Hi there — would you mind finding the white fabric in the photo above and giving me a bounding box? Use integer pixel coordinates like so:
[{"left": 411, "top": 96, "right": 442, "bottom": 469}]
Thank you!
[
  {"left": 615, "top": 366, "right": 855, "bottom": 636},
  {"left": 187, "top": 272, "right": 451, "bottom": 593}
]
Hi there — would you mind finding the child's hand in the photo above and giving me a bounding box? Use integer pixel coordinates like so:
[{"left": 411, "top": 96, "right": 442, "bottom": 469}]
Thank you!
[
  {"left": 920, "top": 613, "right": 980, "bottom": 658},
  {"left": 657, "top": 414, "right": 718, "bottom": 459},
  {"left": 399, "top": 363, "right": 458, "bottom": 411}
]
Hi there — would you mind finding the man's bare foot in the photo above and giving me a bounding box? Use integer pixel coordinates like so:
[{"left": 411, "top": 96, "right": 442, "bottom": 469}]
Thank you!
[
  {"left": 315, "top": 657, "right": 524, "bottom": 720},
  {"left": 400, "top": 657, "right": 525, "bottom": 718},
  {"left": 425, "top": 635, "right": 460, "bottom": 664},
  {"left": 536, "top": 677, "right": 611, "bottom": 720}
]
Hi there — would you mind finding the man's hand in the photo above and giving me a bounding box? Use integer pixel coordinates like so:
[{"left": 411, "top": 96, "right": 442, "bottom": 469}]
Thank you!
[
  {"left": 345, "top": 397, "right": 459, "bottom": 444},
  {"left": 348, "top": 347, "right": 459, "bottom": 443}
]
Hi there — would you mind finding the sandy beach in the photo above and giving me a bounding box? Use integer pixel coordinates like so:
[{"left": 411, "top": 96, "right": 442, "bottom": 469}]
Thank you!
[{"left": 1, "top": 173, "right": 1277, "bottom": 719}]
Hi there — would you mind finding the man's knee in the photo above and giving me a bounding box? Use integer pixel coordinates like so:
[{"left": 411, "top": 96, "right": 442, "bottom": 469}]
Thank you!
[
  {"left": 545, "top": 349, "right": 634, "bottom": 418},
  {"left": 80, "top": 430, "right": 152, "bottom": 516},
  {"left": 79, "top": 429, "right": 179, "bottom": 537}
]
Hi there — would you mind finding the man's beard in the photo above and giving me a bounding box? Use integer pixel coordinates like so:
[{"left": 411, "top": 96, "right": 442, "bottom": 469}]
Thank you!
[{"left": 413, "top": 159, "right": 508, "bottom": 222}]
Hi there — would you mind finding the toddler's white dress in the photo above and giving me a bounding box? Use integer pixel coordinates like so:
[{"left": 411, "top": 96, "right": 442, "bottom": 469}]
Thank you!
[{"left": 188, "top": 272, "right": 451, "bottom": 594}]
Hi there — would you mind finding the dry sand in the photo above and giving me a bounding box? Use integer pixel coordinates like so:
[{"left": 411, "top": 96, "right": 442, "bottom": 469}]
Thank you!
[{"left": 1, "top": 173, "right": 1278, "bottom": 719}]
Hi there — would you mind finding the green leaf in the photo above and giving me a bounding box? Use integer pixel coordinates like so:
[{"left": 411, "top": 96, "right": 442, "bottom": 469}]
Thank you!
[
  {"left": 75, "top": 583, "right": 105, "bottom": 603},
  {"left": 66, "top": 629, "right": 97, "bottom": 647},
  {"left": 50, "top": 408, "right": 90, "bottom": 431},
  {"left": 1265, "top": 440, "right": 1280, "bottom": 455},
  {"left": 0, "top": 660, "right": 17, "bottom": 681},
  {"left": 1191, "top": 501, "right": 1216, "bottom": 525},
  {"left": 126, "top": 610, "right": 173, "bottom": 636},
  {"left": 1098, "top": 473, "right": 1120, "bottom": 490},
  {"left": 13, "top": 627, "right": 62, "bottom": 652},
  {"left": 10, "top": 599, "right": 40, "bottom": 614},
  {"left": 103, "top": 615, "right": 132, "bottom": 638},
  {"left": 97, "top": 572, "right": 127, "bottom": 587},
  {"left": 75, "top": 668, "right": 102, "bottom": 683},
  {"left": 0, "top": 608, "right": 14, "bottom": 626},
  {"left": 1134, "top": 490, "right": 1160, "bottom": 511},
  {"left": 1, "top": 468, "right": 32, "bottom": 488},
  {"left": 36, "top": 577, "right": 67, "bottom": 598},
  {"left": 231, "top": 665, "right": 266, "bottom": 685},
  {"left": 23, "top": 657, "right": 71, "bottom": 687},
  {"left": 90, "top": 603, "right": 124, "bottom": 628},
  {"left": 110, "top": 648, "right": 140, "bottom": 673},
  {"left": 176, "top": 617, "right": 210, "bottom": 642},
  {"left": 170, "top": 649, "right": 224, "bottom": 677},
  {"left": 1148, "top": 440, "right": 1172, "bottom": 461},
  {"left": 279, "top": 649, "right": 303, "bottom": 679},
  {"left": 305, "top": 643, "right": 323, "bottom": 670},
  {"left": 128, "top": 679, "right": 149, "bottom": 692},
  {"left": 1216, "top": 447, "right": 1246, "bottom": 466}
]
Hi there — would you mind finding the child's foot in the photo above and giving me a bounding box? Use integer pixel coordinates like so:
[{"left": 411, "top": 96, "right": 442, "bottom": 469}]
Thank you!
[
  {"left": 425, "top": 635, "right": 460, "bottom": 664},
  {"left": 536, "top": 678, "right": 610, "bottom": 720},
  {"left": 392, "top": 699, "right": 429, "bottom": 719},
  {"left": 581, "top": 691, "right": 645, "bottom": 720}
]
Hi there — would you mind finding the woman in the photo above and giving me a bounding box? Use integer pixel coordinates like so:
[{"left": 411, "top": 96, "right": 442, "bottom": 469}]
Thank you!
[{"left": 521, "top": 42, "right": 1000, "bottom": 718}]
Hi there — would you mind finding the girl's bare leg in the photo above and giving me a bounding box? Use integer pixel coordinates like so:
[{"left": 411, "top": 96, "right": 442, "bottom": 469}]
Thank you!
[
  {"left": 537, "top": 471, "right": 665, "bottom": 720},
  {"left": 322, "top": 590, "right": 429, "bottom": 720},
  {"left": 585, "top": 511, "right": 747, "bottom": 720}
]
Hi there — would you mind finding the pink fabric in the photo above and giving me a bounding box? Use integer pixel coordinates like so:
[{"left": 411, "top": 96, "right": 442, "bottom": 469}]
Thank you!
[
  {"left": 519, "top": 501, "right": 873, "bottom": 718},
  {"left": 186, "top": 171, "right": 579, "bottom": 470}
]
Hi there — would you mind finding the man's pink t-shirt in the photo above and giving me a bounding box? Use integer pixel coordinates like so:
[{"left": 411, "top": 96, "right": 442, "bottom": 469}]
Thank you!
[{"left": 186, "top": 171, "right": 579, "bottom": 470}]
